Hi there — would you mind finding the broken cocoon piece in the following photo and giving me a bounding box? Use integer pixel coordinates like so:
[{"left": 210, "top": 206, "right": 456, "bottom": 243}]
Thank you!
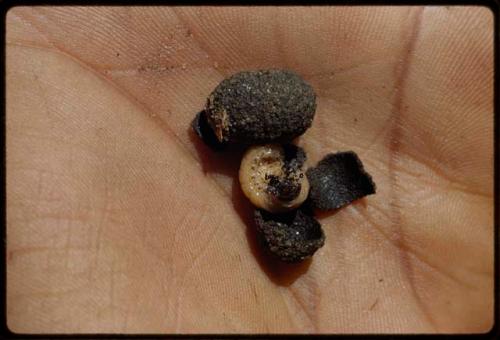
[
  {"left": 306, "top": 151, "right": 376, "bottom": 211},
  {"left": 254, "top": 208, "right": 325, "bottom": 263}
]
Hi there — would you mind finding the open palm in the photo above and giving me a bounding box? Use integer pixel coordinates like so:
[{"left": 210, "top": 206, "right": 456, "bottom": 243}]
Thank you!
[{"left": 7, "top": 6, "right": 493, "bottom": 333}]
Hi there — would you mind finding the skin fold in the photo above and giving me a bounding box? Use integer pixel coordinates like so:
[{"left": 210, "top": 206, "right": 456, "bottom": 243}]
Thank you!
[{"left": 6, "top": 6, "right": 493, "bottom": 334}]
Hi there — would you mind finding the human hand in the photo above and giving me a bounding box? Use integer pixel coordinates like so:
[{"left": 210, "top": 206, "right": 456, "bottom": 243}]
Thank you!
[{"left": 7, "top": 6, "right": 493, "bottom": 333}]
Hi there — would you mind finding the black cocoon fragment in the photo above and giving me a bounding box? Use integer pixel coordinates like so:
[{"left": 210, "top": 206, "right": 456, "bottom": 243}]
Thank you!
[
  {"left": 306, "top": 151, "right": 376, "bottom": 211},
  {"left": 254, "top": 208, "right": 325, "bottom": 263},
  {"left": 191, "top": 110, "right": 226, "bottom": 151}
]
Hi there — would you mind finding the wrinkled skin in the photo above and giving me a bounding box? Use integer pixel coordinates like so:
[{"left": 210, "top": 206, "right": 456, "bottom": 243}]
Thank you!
[{"left": 6, "top": 6, "right": 493, "bottom": 334}]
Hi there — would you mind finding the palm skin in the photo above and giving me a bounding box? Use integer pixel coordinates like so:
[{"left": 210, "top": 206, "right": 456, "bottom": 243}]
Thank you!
[{"left": 6, "top": 6, "right": 493, "bottom": 333}]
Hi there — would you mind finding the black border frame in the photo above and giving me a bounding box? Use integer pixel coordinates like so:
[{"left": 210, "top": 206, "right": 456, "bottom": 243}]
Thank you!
[{"left": 1, "top": 1, "right": 498, "bottom": 338}]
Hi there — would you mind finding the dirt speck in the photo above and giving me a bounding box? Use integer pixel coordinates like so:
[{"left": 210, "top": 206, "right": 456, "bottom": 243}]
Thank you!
[{"left": 369, "top": 298, "right": 379, "bottom": 311}]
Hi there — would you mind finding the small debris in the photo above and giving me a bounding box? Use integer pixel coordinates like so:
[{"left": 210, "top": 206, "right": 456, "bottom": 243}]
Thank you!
[{"left": 369, "top": 298, "right": 379, "bottom": 311}]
